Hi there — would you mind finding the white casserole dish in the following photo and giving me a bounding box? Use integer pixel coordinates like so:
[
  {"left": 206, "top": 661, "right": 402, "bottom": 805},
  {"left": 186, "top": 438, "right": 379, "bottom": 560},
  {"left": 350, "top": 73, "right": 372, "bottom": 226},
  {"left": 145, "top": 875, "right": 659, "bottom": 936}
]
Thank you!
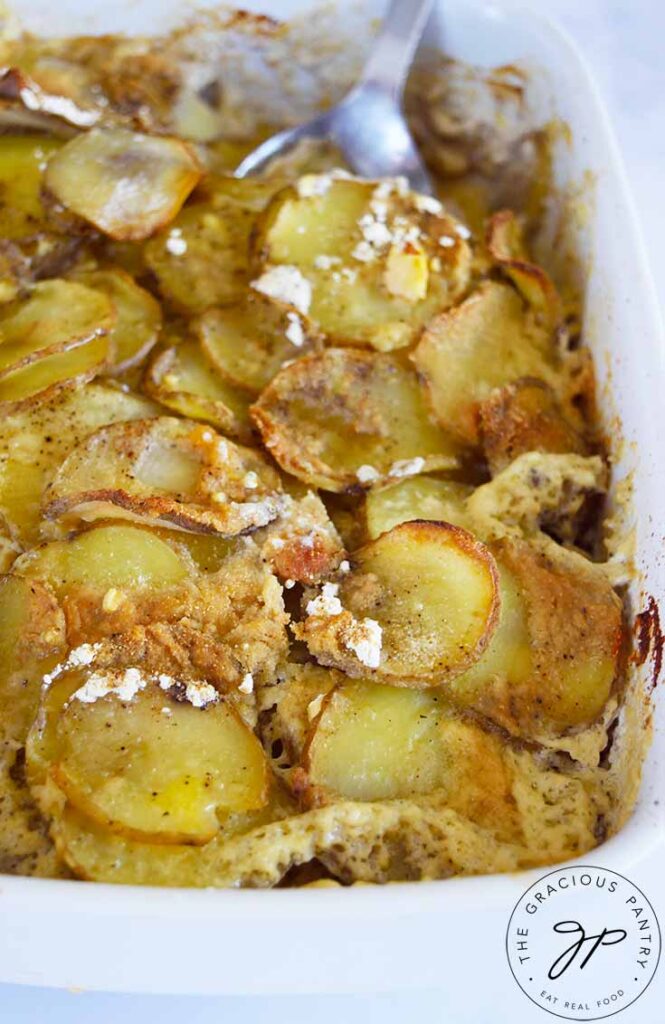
[{"left": 0, "top": 0, "right": 662, "bottom": 1005}]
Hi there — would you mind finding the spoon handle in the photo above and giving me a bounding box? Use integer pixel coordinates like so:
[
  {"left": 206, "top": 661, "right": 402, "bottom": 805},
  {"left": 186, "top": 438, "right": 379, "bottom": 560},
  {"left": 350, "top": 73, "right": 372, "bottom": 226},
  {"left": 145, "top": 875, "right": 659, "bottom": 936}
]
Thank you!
[{"left": 357, "top": 0, "right": 435, "bottom": 100}]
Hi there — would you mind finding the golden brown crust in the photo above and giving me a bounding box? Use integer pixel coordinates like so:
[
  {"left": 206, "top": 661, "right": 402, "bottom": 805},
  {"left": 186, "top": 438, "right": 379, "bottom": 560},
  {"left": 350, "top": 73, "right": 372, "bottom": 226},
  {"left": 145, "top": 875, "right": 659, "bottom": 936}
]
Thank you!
[{"left": 479, "top": 377, "right": 589, "bottom": 474}]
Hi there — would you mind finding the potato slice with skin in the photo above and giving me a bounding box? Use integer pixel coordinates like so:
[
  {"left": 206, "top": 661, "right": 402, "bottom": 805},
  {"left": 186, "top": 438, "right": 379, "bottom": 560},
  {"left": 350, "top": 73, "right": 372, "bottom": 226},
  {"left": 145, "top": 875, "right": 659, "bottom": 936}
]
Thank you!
[
  {"left": 71, "top": 268, "right": 162, "bottom": 374},
  {"left": 486, "top": 209, "right": 562, "bottom": 328},
  {"left": 0, "top": 67, "right": 100, "bottom": 130},
  {"left": 16, "top": 531, "right": 288, "bottom": 688},
  {"left": 198, "top": 293, "right": 322, "bottom": 394},
  {"left": 252, "top": 177, "right": 472, "bottom": 350},
  {"left": 144, "top": 340, "right": 254, "bottom": 443},
  {"left": 449, "top": 539, "right": 622, "bottom": 742},
  {"left": 14, "top": 522, "right": 189, "bottom": 599},
  {"left": 0, "top": 577, "right": 67, "bottom": 878},
  {"left": 411, "top": 280, "right": 558, "bottom": 445},
  {"left": 43, "top": 416, "right": 283, "bottom": 536},
  {"left": 301, "top": 681, "right": 519, "bottom": 840},
  {"left": 364, "top": 475, "right": 472, "bottom": 540},
  {"left": 0, "top": 575, "right": 65, "bottom": 746},
  {"left": 0, "top": 382, "right": 158, "bottom": 545},
  {"left": 32, "top": 672, "right": 268, "bottom": 844},
  {"left": 251, "top": 348, "right": 461, "bottom": 493},
  {"left": 297, "top": 521, "right": 499, "bottom": 686},
  {"left": 0, "top": 331, "right": 109, "bottom": 413},
  {"left": 45, "top": 128, "right": 202, "bottom": 240},
  {"left": 0, "top": 279, "right": 113, "bottom": 375},
  {"left": 0, "top": 135, "right": 63, "bottom": 240},
  {"left": 144, "top": 199, "right": 254, "bottom": 314},
  {"left": 479, "top": 377, "right": 588, "bottom": 475}
]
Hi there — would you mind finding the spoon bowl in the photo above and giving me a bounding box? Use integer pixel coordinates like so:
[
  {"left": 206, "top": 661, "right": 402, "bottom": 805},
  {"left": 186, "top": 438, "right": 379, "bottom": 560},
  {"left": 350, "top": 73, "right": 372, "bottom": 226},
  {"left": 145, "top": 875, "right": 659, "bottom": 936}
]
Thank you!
[{"left": 235, "top": 0, "right": 434, "bottom": 193}]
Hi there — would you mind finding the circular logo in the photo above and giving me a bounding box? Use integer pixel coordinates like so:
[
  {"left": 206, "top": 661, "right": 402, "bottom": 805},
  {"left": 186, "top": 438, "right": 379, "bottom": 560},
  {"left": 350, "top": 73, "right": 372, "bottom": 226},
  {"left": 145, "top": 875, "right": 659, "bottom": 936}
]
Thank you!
[{"left": 506, "top": 866, "right": 661, "bottom": 1020}]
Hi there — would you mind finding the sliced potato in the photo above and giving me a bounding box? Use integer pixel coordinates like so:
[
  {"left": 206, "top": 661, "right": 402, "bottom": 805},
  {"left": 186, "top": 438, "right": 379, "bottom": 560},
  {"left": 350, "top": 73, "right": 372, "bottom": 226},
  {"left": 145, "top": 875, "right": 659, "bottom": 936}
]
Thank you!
[
  {"left": 143, "top": 340, "right": 253, "bottom": 442},
  {"left": 0, "top": 382, "right": 158, "bottom": 544},
  {"left": 18, "top": 531, "right": 288, "bottom": 686},
  {"left": 297, "top": 521, "right": 499, "bottom": 686},
  {"left": 196, "top": 174, "right": 288, "bottom": 213},
  {"left": 15, "top": 522, "right": 189, "bottom": 598},
  {"left": 198, "top": 293, "right": 321, "bottom": 394},
  {"left": 49, "top": 797, "right": 298, "bottom": 886},
  {"left": 479, "top": 377, "right": 588, "bottom": 475},
  {"left": 486, "top": 209, "right": 562, "bottom": 327},
  {"left": 0, "top": 574, "right": 66, "bottom": 748},
  {"left": 71, "top": 268, "right": 162, "bottom": 374},
  {"left": 42, "top": 416, "right": 283, "bottom": 536},
  {"left": 0, "top": 134, "right": 63, "bottom": 240},
  {"left": 0, "top": 331, "right": 109, "bottom": 413},
  {"left": 45, "top": 128, "right": 202, "bottom": 240},
  {"left": 251, "top": 348, "right": 461, "bottom": 492},
  {"left": 144, "top": 199, "right": 254, "bottom": 314},
  {"left": 302, "top": 681, "right": 518, "bottom": 839},
  {"left": 33, "top": 672, "right": 268, "bottom": 844},
  {"left": 0, "top": 66, "right": 100, "bottom": 130},
  {"left": 364, "top": 475, "right": 472, "bottom": 540},
  {"left": 0, "top": 279, "right": 113, "bottom": 375},
  {"left": 449, "top": 539, "right": 622, "bottom": 741},
  {"left": 411, "top": 280, "right": 557, "bottom": 445},
  {"left": 253, "top": 177, "right": 472, "bottom": 349}
]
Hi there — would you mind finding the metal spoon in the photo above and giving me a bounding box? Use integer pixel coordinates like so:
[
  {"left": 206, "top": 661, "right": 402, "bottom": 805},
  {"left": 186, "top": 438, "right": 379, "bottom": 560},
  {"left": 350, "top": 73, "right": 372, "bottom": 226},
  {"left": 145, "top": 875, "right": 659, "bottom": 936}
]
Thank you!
[{"left": 234, "top": 0, "right": 434, "bottom": 193}]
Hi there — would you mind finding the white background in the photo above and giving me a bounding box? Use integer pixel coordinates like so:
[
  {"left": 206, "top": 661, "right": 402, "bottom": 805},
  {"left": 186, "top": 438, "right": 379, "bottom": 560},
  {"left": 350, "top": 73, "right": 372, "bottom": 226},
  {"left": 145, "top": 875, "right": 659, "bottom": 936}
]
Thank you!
[{"left": 1, "top": 1, "right": 663, "bottom": 1020}]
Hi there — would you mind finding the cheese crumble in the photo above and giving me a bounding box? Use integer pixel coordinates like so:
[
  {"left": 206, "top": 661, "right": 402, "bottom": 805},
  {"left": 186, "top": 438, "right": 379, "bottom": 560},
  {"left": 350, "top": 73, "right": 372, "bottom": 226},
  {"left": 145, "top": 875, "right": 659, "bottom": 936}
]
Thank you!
[
  {"left": 356, "top": 464, "right": 380, "bottom": 484},
  {"left": 285, "top": 311, "right": 305, "bottom": 347},
  {"left": 251, "top": 265, "right": 312, "bottom": 314},
  {"left": 389, "top": 457, "right": 426, "bottom": 479},
  {"left": 342, "top": 617, "right": 383, "bottom": 669},
  {"left": 72, "top": 667, "right": 147, "bottom": 704},
  {"left": 306, "top": 581, "right": 343, "bottom": 617}
]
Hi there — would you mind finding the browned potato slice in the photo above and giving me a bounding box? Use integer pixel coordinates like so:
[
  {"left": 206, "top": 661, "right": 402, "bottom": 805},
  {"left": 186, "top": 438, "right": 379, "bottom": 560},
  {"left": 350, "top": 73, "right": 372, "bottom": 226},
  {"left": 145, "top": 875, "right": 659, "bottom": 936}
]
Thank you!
[
  {"left": 257, "top": 491, "right": 345, "bottom": 584},
  {"left": 198, "top": 293, "right": 321, "bottom": 394},
  {"left": 0, "top": 382, "right": 158, "bottom": 544},
  {"left": 252, "top": 177, "right": 472, "bottom": 350},
  {"left": 364, "top": 475, "right": 472, "bottom": 540},
  {"left": 143, "top": 340, "right": 253, "bottom": 442},
  {"left": 297, "top": 521, "right": 499, "bottom": 686},
  {"left": 144, "top": 199, "right": 254, "bottom": 314},
  {"left": 251, "top": 348, "right": 461, "bottom": 492},
  {"left": 0, "top": 330, "right": 109, "bottom": 413},
  {"left": 72, "top": 268, "right": 162, "bottom": 374},
  {"left": 479, "top": 377, "right": 588, "bottom": 475},
  {"left": 45, "top": 128, "right": 202, "bottom": 240},
  {"left": 0, "top": 279, "right": 113, "bottom": 374},
  {"left": 0, "top": 67, "right": 100, "bottom": 130},
  {"left": 411, "top": 280, "right": 558, "bottom": 445},
  {"left": 33, "top": 672, "right": 268, "bottom": 844},
  {"left": 43, "top": 416, "right": 283, "bottom": 536},
  {"left": 0, "top": 574, "right": 65, "bottom": 746},
  {"left": 0, "top": 573, "right": 67, "bottom": 876},
  {"left": 449, "top": 539, "right": 622, "bottom": 742},
  {"left": 0, "top": 135, "right": 63, "bottom": 241},
  {"left": 301, "top": 681, "right": 518, "bottom": 838},
  {"left": 16, "top": 528, "right": 288, "bottom": 687},
  {"left": 486, "top": 210, "right": 562, "bottom": 327}
]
